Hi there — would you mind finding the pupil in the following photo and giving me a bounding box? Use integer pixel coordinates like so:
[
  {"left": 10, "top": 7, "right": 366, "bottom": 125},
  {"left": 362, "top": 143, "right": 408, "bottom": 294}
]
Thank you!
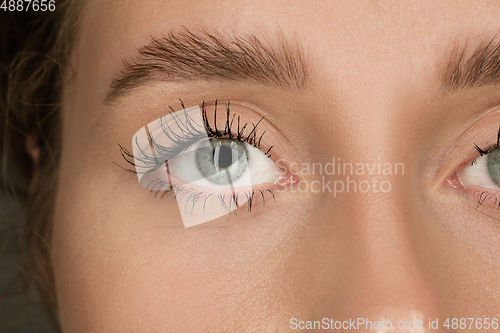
[
  {"left": 195, "top": 139, "right": 248, "bottom": 185},
  {"left": 216, "top": 145, "right": 233, "bottom": 169}
]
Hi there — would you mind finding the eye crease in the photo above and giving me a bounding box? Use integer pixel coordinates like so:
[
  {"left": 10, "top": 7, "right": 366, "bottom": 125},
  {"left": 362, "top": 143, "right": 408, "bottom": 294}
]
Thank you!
[{"left": 116, "top": 100, "right": 295, "bottom": 227}]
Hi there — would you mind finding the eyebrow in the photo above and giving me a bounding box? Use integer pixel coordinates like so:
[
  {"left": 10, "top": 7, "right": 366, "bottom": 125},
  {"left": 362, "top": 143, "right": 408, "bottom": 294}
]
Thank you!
[
  {"left": 443, "top": 36, "right": 500, "bottom": 90},
  {"left": 104, "top": 28, "right": 309, "bottom": 103}
]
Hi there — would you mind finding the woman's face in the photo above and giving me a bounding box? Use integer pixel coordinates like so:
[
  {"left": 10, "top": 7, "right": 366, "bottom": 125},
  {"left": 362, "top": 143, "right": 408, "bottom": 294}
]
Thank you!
[{"left": 53, "top": 0, "right": 500, "bottom": 331}]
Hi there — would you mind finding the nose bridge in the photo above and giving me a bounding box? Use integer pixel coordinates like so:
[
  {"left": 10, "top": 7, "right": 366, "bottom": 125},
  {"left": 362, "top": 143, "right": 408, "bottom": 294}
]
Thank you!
[
  {"left": 350, "top": 189, "right": 441, "bottom": 311},
  {"left": 311, "top": 174, "right": 448, "bottom": 332},
  {"left": 301, "top": 46, "right": 450, "bottom": 328}
]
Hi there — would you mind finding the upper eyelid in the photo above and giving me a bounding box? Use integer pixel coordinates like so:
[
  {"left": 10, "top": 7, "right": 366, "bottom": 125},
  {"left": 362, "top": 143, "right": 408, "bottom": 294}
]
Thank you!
[
  {"left": 114, "top": 98, "right": 308, "bottom": 189},
  {"left": 471, "top": 126, "right": 500, "bottom": 159},
  {"left": 123, "top": 101, "right": 276, "bottom": 173},
  {"left": 436, "top": 120, "right": 500, "bottom": 181}
]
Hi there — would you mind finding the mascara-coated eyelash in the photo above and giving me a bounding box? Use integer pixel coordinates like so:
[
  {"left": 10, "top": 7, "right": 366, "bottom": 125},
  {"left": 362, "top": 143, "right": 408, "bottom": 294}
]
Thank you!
[
  {"left": 117, "top": 100, "right": 273, "bottom": 174},
  {"left": 471, "top": 126, "right": 500, "bottom": 165}
]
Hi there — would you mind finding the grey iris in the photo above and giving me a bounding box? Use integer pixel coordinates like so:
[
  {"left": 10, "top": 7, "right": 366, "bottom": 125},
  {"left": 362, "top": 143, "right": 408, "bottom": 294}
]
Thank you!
[
  {"left": 487, "top": 148, "right": 500, "bottom": 187},
  {"left": 195, "top": 139, "right": 249, "bottom": 185}
]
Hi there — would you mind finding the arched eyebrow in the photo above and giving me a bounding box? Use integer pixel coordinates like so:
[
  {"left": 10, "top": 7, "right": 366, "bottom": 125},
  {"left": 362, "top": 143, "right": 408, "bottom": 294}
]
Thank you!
[
  {"left": 103, "top": 28, "right": 309, "bottom": 104},
  {"left": 442, "top": 35, "right": 500, "bottom": 90}
]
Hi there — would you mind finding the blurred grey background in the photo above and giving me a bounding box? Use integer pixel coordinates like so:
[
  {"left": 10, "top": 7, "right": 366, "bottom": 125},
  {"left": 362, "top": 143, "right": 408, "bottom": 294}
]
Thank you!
[
  {"left": 0, "top": 184, "right": 56, "bottom": 332},
  {"left": 1, "top": 9, "right": 57, "bottom": 333}
]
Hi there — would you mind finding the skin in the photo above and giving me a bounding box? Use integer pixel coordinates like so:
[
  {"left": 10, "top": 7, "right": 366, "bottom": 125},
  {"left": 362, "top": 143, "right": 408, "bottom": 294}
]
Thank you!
[{"left": 52, "top": 0, "right": 500, "bottom": 331}]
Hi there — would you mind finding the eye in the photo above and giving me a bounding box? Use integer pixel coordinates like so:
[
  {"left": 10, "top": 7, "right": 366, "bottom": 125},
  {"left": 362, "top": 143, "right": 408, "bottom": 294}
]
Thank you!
[
  {"left": 448, "top": 128, "right": 500, "bottom": 212},
  {"left": 122, "top": 101, "right": 296, "bottom": 227},
  {"left": 167, "top": 138, "right": 281, "bottom": 189}
]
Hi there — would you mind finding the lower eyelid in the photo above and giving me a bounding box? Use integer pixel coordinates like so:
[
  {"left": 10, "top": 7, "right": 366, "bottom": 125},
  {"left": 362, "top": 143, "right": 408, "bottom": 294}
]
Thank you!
[
  {"left": 453, "top": 185, "right": 500, "bottom": 217},
  {"left": 445, "top": 167, "right": 500, "bottom": 219},
  {"left": 168, "top": 184, "right": 279, "bottom": 228},
  {"left": 174, "top": 184, "right": 276, "bottom": 205}
]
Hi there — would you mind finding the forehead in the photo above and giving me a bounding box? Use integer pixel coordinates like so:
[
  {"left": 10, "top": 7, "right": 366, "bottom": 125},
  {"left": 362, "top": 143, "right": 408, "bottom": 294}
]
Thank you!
[{"left": 70, "top": 0, "right": 500, "bottom": 113}]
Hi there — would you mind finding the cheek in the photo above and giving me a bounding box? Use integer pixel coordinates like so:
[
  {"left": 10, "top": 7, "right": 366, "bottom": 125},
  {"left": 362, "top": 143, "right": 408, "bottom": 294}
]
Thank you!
[{"left": 51, "top": 139, "right": 309, "bottom": 331}]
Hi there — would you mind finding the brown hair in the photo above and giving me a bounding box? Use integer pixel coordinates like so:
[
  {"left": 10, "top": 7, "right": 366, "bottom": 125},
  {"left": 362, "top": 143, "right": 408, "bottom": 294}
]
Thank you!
[{"left": 0, "top": 0, "right": 82, "bottom": 328}]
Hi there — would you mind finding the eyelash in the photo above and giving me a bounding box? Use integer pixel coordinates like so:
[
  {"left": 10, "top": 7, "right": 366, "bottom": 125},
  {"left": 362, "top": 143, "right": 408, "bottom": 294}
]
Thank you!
[
  {"left": 115, "top": 100, "right": 277, "bottom": 213},
  {"left": 173, "top": 186, "right": 276, "bottom": 214},
  {"left": 471, "top": 126, "right": 500, "bottom": 165},
  {"left": 118, "top": 100, "right": 273, "bottom": 171}
]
